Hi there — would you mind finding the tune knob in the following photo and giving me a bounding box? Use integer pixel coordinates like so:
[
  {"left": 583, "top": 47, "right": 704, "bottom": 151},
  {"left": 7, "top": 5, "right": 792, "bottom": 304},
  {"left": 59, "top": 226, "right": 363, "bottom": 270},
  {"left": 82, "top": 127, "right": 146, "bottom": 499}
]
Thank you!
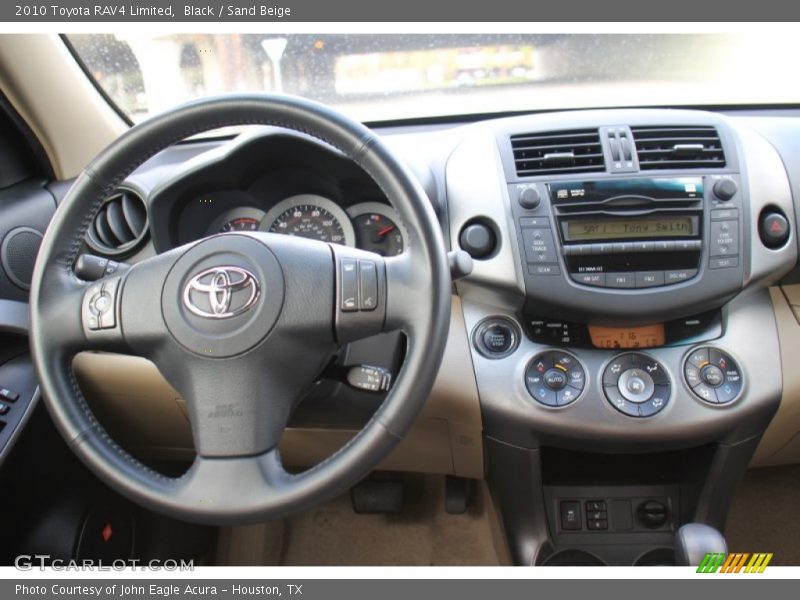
[{"left": 712, "top": 179, "right": 737, "bottom": 201}]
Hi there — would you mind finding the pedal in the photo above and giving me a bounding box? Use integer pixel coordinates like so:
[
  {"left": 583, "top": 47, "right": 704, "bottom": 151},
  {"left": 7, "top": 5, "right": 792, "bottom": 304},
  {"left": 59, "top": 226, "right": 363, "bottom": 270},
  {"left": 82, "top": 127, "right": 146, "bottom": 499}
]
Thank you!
[
  {"left": 444, "top": 475, "right": 471, "bottom": 515},
  {"left": 350, "top": 479, "right": 404, "bottom": 514}
]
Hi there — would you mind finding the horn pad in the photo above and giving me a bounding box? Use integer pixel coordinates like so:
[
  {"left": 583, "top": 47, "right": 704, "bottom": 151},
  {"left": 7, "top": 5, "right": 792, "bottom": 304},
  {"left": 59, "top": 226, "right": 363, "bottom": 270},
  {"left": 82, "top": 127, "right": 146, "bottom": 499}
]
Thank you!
[{"left": 161, "top": 235, "right": 285, "bottom": 358}]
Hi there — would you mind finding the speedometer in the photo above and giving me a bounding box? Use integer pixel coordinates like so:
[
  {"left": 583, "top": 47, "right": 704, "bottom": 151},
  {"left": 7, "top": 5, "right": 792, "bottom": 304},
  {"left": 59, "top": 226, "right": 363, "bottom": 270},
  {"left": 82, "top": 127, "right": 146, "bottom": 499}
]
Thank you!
[{"left": 261, "top": 194, "right": 356, "bottom": 247}]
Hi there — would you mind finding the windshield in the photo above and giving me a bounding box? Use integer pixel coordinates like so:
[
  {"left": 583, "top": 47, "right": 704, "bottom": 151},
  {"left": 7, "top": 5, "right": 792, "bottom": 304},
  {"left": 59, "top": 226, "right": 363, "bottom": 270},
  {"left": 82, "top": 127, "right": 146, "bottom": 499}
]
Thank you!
[{"left": 67, "top": 33, "right": 800, "bottom": 123}]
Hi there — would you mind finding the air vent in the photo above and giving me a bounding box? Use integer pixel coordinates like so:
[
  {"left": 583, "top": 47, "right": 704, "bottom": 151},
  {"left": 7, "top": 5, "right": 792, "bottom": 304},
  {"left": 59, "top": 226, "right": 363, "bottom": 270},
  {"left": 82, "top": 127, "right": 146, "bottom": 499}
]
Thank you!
[
  {"left": 510, "top": 129, "right": 605, "bottom": 177},
  {"left": 632, "top": 126, "right": 726, "bottom": 170},
  {"left": 86, "top": 187, "right": 148, "bottom": 257}
]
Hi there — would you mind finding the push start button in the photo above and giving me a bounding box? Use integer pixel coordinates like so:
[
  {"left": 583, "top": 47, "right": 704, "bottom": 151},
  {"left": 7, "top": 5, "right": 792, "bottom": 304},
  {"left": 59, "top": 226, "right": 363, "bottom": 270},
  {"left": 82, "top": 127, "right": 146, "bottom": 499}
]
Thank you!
[{"left": 473, "top": 317, "right": 520, "bottom": 359}]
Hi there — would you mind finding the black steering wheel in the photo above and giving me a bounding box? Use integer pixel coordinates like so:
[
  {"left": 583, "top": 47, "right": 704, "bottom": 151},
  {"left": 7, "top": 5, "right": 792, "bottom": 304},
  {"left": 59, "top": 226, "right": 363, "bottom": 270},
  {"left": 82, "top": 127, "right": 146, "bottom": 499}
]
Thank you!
[{"left": 28, "top": 95, "right": 451, "bottom": 524}]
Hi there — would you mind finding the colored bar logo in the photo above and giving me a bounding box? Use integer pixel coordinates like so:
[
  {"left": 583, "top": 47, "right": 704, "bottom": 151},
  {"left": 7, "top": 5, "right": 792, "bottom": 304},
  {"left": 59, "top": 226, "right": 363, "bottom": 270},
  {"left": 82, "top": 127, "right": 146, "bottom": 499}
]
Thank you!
[{"left": 696, "top": 552, "right": 773, "bottom": 573}]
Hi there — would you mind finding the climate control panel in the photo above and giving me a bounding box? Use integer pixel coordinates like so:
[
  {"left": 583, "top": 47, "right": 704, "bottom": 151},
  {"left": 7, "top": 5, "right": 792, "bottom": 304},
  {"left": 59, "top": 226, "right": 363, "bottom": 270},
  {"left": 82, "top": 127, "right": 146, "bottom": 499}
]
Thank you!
[
  {"left": 602, "top": 353, "right": 671, "bottom": 418},
  {"left": 683, "top": 347, "right": 743, "bottom": 404},
  {"left": 525, "top": 351, "right": 586, "bottom": 407}
]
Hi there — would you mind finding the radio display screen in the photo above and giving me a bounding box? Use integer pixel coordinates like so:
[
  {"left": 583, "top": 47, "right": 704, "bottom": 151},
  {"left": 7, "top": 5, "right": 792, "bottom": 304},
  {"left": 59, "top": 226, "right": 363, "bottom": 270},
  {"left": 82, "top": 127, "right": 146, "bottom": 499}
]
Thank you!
[
  {"left": 564, "top": 216, "right": 695, "bottom": 241},
  {"left": 588, "top": 323, "right": 666, "bottom": 349}
]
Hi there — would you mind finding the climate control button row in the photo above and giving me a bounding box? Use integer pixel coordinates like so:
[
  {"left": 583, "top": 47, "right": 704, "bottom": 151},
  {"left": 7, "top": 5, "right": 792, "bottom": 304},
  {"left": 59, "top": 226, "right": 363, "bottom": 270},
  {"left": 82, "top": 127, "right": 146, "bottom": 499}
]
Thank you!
[{"left": 525, "top": 351, "right": 585, "bottom": 407}]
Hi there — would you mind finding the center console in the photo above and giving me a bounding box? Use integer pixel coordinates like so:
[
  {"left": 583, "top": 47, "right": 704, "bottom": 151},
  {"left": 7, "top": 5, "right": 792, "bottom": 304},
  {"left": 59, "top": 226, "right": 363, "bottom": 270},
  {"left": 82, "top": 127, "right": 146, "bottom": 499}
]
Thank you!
[{"left": 446, "top": 109, "right": 798, "bottom": 565}]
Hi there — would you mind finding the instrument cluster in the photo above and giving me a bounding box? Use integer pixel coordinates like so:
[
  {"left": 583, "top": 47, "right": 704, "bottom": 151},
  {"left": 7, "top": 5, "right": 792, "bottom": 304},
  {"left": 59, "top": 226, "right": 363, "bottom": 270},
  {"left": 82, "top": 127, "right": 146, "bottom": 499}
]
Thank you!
[{"left": 181, "top": 193, "right": 407, "bottom": 257}]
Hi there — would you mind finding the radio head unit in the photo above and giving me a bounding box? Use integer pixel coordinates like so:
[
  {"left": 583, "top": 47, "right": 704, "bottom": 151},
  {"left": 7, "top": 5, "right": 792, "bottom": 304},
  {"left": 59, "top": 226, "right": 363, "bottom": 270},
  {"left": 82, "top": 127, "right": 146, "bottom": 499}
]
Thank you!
[
  {"left": 550, "top": 177, "right": 706, "bottom": 288},
  {"left": 508, "top": 174, "right": 744, "bottom": 324}
]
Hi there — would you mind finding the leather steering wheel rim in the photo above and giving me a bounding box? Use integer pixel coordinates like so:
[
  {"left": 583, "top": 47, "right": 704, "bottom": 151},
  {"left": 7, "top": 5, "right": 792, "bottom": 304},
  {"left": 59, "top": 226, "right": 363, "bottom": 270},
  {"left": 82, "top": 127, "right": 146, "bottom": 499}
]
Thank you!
[{"left": 29, "top": 94, "right": 451, "bottom": 524}]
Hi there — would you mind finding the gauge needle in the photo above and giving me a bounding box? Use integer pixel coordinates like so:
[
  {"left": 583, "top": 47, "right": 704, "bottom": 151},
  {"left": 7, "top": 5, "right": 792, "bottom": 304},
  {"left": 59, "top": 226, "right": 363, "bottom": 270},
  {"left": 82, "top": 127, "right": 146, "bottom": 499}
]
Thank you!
[{"left": 377, "top": 225, "right": 395, "bottom": 237}]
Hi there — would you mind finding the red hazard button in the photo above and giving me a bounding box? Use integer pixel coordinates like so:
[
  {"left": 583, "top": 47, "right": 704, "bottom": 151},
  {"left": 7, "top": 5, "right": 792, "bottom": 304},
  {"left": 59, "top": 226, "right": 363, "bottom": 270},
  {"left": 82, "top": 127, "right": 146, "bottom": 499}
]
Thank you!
[{"left": 760, "top": 211, "right": 790, "bottom": 248}]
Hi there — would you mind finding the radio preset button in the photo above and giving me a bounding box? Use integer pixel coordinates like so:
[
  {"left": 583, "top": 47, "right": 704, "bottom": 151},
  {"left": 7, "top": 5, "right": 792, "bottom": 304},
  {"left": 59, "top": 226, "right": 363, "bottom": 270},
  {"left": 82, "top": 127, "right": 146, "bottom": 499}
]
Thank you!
[
  {"left": 636, "top": 271, "right": 665, "bottom": 288},
  {"left": 606, "top": 272, "right": 635, "bottom": 288},
  {"left": 573, "top": 272, "right": 606, "bottom": 287}
]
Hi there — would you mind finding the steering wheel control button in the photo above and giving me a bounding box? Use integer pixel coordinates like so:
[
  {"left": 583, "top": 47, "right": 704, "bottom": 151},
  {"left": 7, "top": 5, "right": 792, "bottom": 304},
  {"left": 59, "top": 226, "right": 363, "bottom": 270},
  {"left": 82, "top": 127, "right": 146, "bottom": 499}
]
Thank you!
[
  {"left": 82, "top": 276, "right": 121, "bottom": 331},
  {"left": 473, "top": 317, "right": 520, "bottom": 359},
  {"left": 525, "top": 351, "right": 585, "bottom": 407},
  {"left": 358, "top": 260, "right": 378, "bottom": 311},
  {"left": 340, "top": 259, "right": 359, "bottom": 312},
  {"left": 685, "top": 347, "right": 743, "bottom": 405},
  {"left": 603, "top": 353, "right": 670, "bottom": 417}
]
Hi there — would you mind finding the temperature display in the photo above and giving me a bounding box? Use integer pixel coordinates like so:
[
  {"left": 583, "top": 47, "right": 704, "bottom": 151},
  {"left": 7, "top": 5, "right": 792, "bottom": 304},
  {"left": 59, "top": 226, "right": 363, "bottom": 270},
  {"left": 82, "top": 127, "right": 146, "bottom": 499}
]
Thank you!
[{"left": 588, "top": 323, "right": 666, "bottom": 349}]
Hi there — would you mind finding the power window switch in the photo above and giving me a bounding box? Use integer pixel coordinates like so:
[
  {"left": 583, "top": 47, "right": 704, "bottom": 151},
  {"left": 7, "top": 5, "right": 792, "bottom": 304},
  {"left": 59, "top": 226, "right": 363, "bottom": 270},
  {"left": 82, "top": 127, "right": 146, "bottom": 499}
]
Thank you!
[
  {"left": 0, "top": 402, "right": 9, "bottom": 415},
  {"left": 560, "top": 501, "right": 582, "bottom": 531}
]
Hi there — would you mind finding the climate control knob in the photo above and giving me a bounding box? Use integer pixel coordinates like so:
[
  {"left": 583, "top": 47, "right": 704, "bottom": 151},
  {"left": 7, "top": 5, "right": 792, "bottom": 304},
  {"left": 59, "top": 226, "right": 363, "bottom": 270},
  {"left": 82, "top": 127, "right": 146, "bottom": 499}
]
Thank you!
[
  {"left": 684, "top": 347, "right": 743, "bottom": 404},
  {"left": 602, "top": 353, "right": 671, "bottom": 417},
  {"left": 525, "top": 351, "right": 585, "bottom": 407}
]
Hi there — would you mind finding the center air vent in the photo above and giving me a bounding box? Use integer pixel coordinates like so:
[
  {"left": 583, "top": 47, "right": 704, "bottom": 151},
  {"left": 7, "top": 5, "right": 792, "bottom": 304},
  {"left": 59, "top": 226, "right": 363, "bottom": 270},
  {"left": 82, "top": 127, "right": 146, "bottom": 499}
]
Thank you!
[
  {"left": 510, "top": 129, "right": 605, "bottom": 177},
  {"left": 86, "top": 187, "right": 148, "bottom": 257},
  {"left": 632, "top": 126, "right": 726, "bottom": 170}
]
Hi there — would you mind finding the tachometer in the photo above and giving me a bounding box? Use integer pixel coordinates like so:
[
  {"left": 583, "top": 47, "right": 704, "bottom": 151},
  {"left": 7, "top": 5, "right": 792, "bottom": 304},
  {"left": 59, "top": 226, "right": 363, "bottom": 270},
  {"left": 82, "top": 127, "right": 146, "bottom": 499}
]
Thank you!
[
  {"left": 261, "top": 194, "right": 355, "bottom": 246},
  {"left": 206, "top": 207, "right": 266, "bottom": 236},
  {"left": 347, "top": 202, "right": 407, "bottom": 256}
]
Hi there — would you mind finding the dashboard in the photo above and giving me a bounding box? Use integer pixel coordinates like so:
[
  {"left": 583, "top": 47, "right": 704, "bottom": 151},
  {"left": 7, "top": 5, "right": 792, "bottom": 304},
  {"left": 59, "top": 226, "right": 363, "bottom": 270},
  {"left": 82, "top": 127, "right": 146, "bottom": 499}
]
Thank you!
[{"left": 4, "top": 105, "right": 800, "bottom": 566}]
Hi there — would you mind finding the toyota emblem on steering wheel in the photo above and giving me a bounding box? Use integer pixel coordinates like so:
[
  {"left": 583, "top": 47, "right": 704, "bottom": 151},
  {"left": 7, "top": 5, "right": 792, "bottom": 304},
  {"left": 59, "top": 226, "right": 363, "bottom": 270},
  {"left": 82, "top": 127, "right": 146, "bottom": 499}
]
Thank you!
[{"left": 183, "top": 266, "right": 260, "bottom": 319}]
